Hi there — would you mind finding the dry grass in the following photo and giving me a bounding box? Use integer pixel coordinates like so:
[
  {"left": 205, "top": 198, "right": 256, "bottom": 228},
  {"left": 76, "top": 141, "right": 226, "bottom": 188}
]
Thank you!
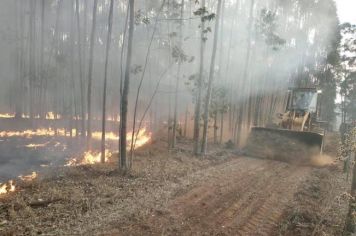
[
  {"left": 0, "top": 138, "right": 233, "bottom": 235},
  {"left": 276, "top": 133, "right": 350, "bottom": 236}
]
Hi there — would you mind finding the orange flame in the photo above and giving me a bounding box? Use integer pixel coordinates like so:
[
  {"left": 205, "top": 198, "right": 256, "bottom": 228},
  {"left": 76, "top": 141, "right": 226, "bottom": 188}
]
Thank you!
[
  {"left": 0, "top": 128, "right": 74, "bottom": 138},
  {"left": 91, "top": 128, "right": 151, "bottom": 144},
  {"left": 66, "top": 150, "right": 113, "bottom": 166},
  {"left": 0, "top": 113, "right": 15, "bottom": 118},
  {"left": 46, "top": 112, "right": 61, "bottom": 120},
  {"left": 131, "top": 128, "right": 151, "bottom": 148},
  {"left": 19, "top": 172, "right": 38, "bottom": 181},
  {"left": 66, "top": 128, "right": 151, "bottom": 166},
  {"left": 25, "top": 142, "right": 50, "bottom": 148},
  {"left": 0, "top": 180, "right": 15, "bottom": 195}
]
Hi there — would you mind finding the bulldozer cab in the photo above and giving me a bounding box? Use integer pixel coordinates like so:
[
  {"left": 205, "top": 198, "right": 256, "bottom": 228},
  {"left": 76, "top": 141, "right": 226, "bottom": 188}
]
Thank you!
[{"left": 287, "top": 88, "right": 319, "bottom": 113}]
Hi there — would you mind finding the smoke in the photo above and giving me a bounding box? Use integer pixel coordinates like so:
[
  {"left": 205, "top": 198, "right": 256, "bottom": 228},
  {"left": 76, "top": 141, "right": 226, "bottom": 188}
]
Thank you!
[{"left": 310, "top": 154, "right": 336, "bottom": 167}]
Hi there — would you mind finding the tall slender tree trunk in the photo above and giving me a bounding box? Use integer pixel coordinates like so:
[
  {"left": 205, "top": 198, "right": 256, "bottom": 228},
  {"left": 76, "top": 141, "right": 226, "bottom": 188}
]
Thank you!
[
  {"left": 75, "top": 0, "right": 86, "bottom": 138},
  {"left": 86, "top": 0, "right": 98, "bottom": 150},
  {"left": 120, "top": 0, "right": 135, "bottom": 170},
  {"left": 28, "top": 0, "right": 36, "bottom": 121},
  {"left": 15, "top": 0, "right": 24, "bottom": 118},
  {"left": 237, "top": 0, "right": 255, "bottom": 145},
  {"left": 201, "top": 0, "right": 223, "bottom": 155},
  {"left": 101, "top": 0, "right": 114, "bottom": 163},
  {"left": 172, "top": 0, "right": 185, "bottom": 149},
  {"left": 184, "top": 105, "right": 188, "bottom": 137},
  {"left": 193, "top": 0, "right": 206, "bottom": 155},
  {"left": 39, "top": 0, "right": 45, "bottom": 118},
  {"left": 220, "top": 111, "right": 224, "bottom": 143},
  {"left": 70, "top": 0, "right": 78, "bottom": 139},
  {"left": 213, "top": 112, "right": 218, "bottom": 144}
]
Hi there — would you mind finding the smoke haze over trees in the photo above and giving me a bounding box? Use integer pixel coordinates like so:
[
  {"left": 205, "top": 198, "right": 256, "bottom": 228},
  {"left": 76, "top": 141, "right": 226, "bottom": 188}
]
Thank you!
[{"left": 0, "top": 0, "right": 347, "bottom": 166}]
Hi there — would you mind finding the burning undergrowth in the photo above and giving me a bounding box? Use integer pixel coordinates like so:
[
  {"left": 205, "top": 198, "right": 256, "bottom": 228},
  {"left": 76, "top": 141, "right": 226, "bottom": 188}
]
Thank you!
[
  {"left": 0, "top": 139, "right": 233, "bottom": 235},
  {"left": 0, "top": 126, "right": 151, "bottom": 198}
]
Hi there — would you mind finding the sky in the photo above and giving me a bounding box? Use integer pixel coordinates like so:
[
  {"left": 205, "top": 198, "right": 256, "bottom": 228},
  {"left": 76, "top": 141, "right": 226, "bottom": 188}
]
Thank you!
[{"left": 336, "top": 0, "right": 356, "bottom": 24}]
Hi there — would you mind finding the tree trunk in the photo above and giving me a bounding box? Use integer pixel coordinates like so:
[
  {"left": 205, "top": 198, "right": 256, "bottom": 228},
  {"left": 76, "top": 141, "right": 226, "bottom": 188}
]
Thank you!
[
  {"left": 70, "top": 0, "right": 78, "bottom": 140},
  {"left": 172, "top": 0, "right": 184, "bottom": 149},
  {"left": 120, "top": 0, "right": 135, "bottom": 170},
  {"left": 193, "top": 0, "right": 206, "bottom": 155},
  {"left": 39, "top": 0, "right": 45, "bottom": 118},
  {"left": 75, "top": 0, "right": 86, "bottom": 138},
  {"left": 28, "top": 0, "right": 36, "bottom": 121},
  {"left": 220, "top": 111, "right": 224, "bottom": 143},
  {"left": 201, "top": 0, "right": 223, "bottom": 155},
  {"left": 184, "top": 105, "right": 188, "bottom": 137},
  {"left": 101, "top": 0, "right": 114, "bottom": 163},
  {"left": 236, "top": 0, "right": 255, "bottom": 144},
  {"left": 15, "top": 0, "right": 24, "bottom": 118},
  {"left": 86, "top": 0, "right": 98, "bottom": 150},
  {"left": 213, "top": 112, "right": 218, "bottom": 144},
  {"left": 345, "top": 152, "right": 356, "bottom": 232}
]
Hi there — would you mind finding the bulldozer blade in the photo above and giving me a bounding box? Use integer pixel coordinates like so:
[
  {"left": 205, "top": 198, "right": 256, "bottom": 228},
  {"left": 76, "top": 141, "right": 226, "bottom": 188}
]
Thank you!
[{"left": 244, "top": 127, "right": 323, "bottom": 164}]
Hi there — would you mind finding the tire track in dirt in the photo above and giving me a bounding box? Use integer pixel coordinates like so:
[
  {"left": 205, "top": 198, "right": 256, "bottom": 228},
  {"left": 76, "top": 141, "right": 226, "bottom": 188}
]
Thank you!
[
  {"left": 123, "top": 157, "right": 312, "bottom": 235},
  {"left": 234, "top": 167, "right": 309, "bottom": 236},
  {"left": 156, "top": 157, "right": 311, "bottom": 235}
]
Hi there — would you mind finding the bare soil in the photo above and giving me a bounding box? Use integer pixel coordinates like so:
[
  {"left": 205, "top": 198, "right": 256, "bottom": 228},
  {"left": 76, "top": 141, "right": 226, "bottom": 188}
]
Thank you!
[{"left": 0, "top": 134, "right": 350, "bottom": 235}]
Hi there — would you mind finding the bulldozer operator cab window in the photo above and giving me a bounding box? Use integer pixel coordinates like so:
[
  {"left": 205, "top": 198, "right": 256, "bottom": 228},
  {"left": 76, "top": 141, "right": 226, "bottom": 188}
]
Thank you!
[{"left": 291, "top": 91, "right": 317, "bottom": 112}]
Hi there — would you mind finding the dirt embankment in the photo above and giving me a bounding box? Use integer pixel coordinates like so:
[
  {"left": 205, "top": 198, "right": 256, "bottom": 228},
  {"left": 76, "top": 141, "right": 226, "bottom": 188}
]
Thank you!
[{"left": 0, "top": 135, "right": 350, "bottom": 235}]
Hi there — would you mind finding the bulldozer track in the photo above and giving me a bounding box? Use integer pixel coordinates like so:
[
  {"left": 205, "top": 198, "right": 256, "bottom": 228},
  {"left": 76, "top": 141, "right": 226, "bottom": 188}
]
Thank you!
[
  {"left": 235, "top": 168, "right": 307, "bottom": 235},
  {"left": 145, "top": 157, "right": 311, "bottom": 235}
]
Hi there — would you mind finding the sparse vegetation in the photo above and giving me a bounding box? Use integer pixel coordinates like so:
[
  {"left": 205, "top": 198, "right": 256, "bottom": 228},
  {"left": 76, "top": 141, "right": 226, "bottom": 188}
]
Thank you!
[{"left": 0, "top": 0, "right": 355, "bottom": 235}]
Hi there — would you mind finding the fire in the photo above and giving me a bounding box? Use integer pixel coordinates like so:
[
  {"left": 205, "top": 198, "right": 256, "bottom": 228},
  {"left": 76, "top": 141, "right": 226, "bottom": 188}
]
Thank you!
[
  {"left": 91, "top": 128, "right": 151, "bottom": 144},
  {"left": 108, "top": 116, "right": 120, "bottom": 122},
  {"left": 0, "top": 112, "right": 61, "bottom": 120},
  {"left": 0, "top": 128, "right": 70, "bottom": 138},
  {"left": 130, "top": 128, "right": 152, "bottom": 148},
  {"left": 0, "top": 180, "right": 16, "bottom": 195},
  {"left": 92, "top": 131, "right": 119, "bottom": 141},
  {"left": 66, "top": 128, "right": 151, "bottom": 166},
  {"left": 46, "top": 112, "right": 61, "bottom": 120},
  {"left": 66, "top": 150, "right": 113, "bottom": 166},
  {"left": 19, "top": 172, "right": 38, "bottom": 181},
  {"left": 0, "top": 113, "right": 15, "bottom": 118},
  {"left": 25, "top": 142, "right": 50, "bottom": 148}
]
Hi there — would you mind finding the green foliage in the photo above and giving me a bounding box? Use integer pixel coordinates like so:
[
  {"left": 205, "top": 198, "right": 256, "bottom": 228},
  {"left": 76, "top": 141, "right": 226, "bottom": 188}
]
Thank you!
[
  {"left": 340, "top": 23, "right": 356, "bottom": 121},
  {"left": 193, "top": 6, "right": 216, "bottom": 42},
  {"left": 339, "top": 127, "right": 356, "bottom": 159},
  {"left": 130, "top": 65, "right": 143, "bottom": 74},
  {"left": 210, "top": 86, "right": 229, "bottom": 117},
  {"left": 256, "top": 8, "right": 286, "bottom": 51},
  {"left": 135, "top": 10, "right": 151, "bottom": 25},
  {"left": 172, "top": 46, "right": 187, "bottom": 63},
  {"left": 193, "top": 7, "right": 215, "bottom": 22}
]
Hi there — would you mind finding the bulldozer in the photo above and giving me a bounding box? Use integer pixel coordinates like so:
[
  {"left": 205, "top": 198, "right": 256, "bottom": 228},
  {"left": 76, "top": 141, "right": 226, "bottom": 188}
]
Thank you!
[{"left": 244, "top": 87, "right": 326, "bottom": 164}]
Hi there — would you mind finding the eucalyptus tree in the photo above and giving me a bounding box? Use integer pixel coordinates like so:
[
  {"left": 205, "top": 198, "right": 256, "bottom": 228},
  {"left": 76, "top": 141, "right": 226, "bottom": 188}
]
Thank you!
[
  {"left": 172, "top": 0, "right": 185, "bottom": 149},
  {"left": 101, "top": 0, "right": 114, "bottom": 163},
  {"left": 75, "top": 0, "right": 86, "bottom": 137},
  {"left": 86, "top": 0, "right": 98, "bottom": 150},
  {"left": 201, "top": 0, "right": 223, "bottom": 155},
  {"left": 120, "top": 0, "right": 135, "bottom": 170}
]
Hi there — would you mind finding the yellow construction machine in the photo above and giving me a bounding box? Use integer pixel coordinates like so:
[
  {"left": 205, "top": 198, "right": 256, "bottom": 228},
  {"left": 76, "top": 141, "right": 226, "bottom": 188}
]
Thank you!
[{"left": 245, "top": 88, "right": 326, "bottom": 163}]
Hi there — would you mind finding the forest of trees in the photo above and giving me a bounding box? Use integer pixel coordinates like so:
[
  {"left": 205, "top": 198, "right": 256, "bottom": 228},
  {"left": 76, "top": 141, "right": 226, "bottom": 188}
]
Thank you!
[{"left": 0, "top": 0, "right": 348, "bottom": 170}]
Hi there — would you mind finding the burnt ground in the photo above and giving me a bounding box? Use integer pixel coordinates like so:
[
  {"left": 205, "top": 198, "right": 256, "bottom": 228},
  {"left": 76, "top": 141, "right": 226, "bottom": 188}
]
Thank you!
[
  {"left": 0, "top": 133, "right": 351, "bottom": 235},
  {"left": 0, "top": 136, "right": 82, "bottom": 181}
]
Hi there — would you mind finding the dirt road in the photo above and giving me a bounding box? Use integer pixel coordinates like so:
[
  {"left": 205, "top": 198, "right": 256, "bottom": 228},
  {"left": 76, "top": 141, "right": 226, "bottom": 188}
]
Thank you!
[
  {"left": 1, "top": 142, "right": 347, "bottom": 235},
  {"left": 117, "top": 157, "right": 313, "bottom": 235}
]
